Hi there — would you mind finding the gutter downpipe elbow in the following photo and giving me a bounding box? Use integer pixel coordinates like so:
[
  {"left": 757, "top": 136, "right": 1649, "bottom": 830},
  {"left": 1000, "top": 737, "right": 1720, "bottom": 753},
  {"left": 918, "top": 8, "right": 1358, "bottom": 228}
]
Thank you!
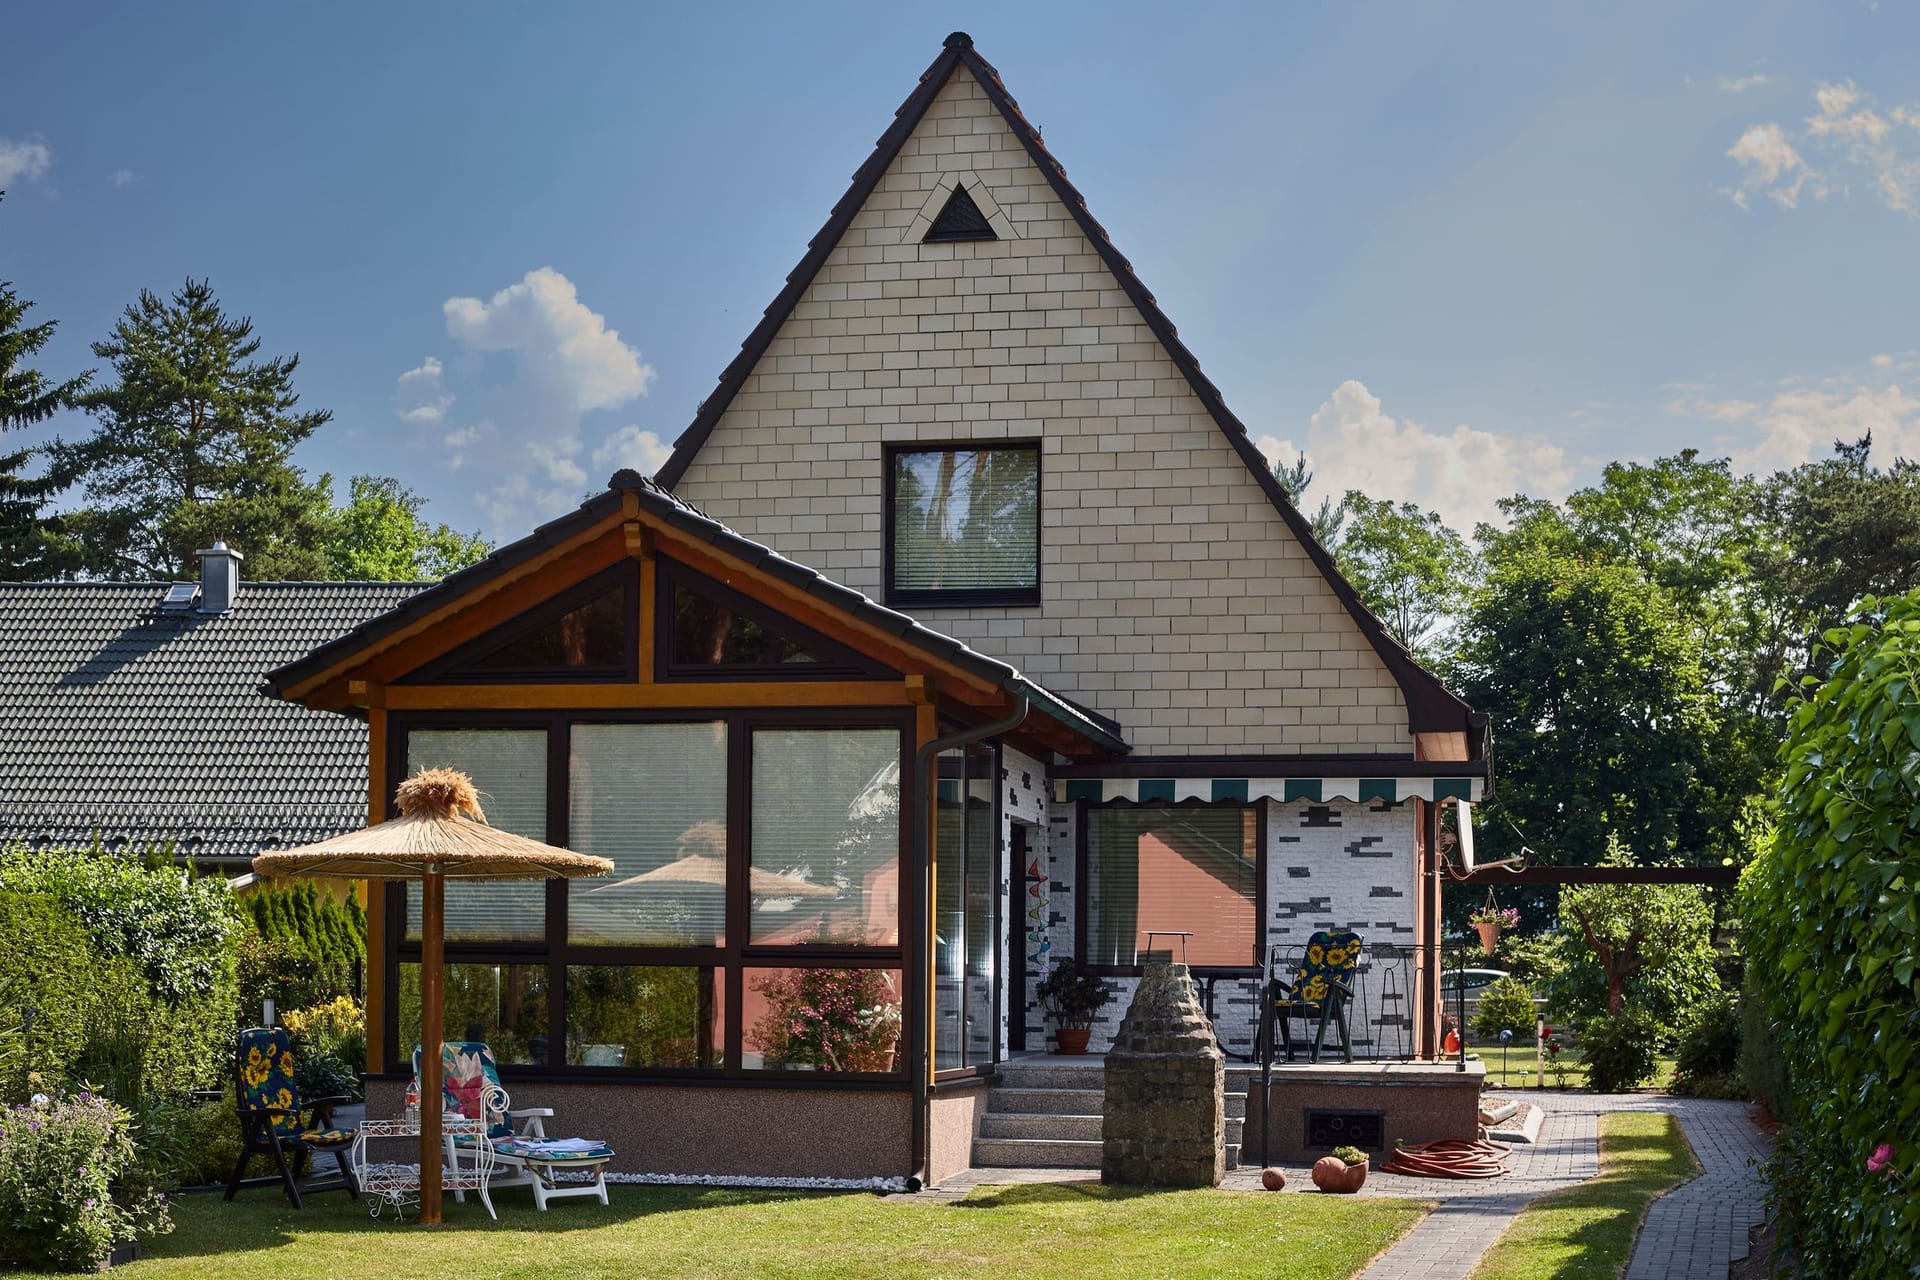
[{"left": 910, "top": 691, "right": 1030, "bottom": 1191}]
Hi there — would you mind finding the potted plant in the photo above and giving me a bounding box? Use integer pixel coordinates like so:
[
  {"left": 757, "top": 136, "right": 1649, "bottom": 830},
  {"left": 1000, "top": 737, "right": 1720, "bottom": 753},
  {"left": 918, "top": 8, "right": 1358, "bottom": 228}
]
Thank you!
[
  {"left": 1035, "top": 958, "right": 1110, "bottom": 1055},
  {"left": 1469, "top": 904, "right": 1520, "bottom": 955},
  {"left": 1311, "top": 1144, "right": 1370, "bottom": 1192}
]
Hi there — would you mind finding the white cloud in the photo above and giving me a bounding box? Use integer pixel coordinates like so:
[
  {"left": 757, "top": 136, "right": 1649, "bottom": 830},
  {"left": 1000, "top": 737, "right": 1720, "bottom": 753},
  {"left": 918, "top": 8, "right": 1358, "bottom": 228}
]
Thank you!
[
  {"left": 443, "top": 267, "right": 653, "bottom": 413},
  {"left": 1726, "top": 79, "right": 1920, "bottom": 213},
  {"left": 1719, "top": 73, "right": 1770, "bottom": 93},
  {"left": 394, "top": 355, "right": 453, "bottom": 426},
  {"left": 1726, "top": 124, "right": 1817, "bottom": 208},
  {"left": 109, "top": 168, "right": 136, "bottom": 188},
  {"left": 1873, "top": 353, "right": 1895, "bottom": 368},
  {"left": 592, "top": 425, "right": 673, "bottom": 479},
  {"left": 396, "top": 269, "right": 662, "bottom": 537},
  {"left": 0, "top": 136, "right": 52, "bottom": 187},
  {"left": 1256, "top": 380, "right": 1574, "bottom": 532},
  {"left": 1666, "top": 356, "right": 1920, "bottom": 473}
]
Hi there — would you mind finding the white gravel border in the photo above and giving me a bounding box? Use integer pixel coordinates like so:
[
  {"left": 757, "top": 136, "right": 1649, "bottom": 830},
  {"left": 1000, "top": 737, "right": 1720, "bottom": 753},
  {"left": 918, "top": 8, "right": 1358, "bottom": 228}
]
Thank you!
[{"left": 589, "top": 1171, "right": 912, "bottom": 1193}]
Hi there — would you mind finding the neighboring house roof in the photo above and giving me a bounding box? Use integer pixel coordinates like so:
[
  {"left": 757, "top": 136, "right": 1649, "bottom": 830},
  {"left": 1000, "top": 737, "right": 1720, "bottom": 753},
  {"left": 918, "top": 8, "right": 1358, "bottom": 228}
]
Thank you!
[
  {"left": 654, "top": 31, "right": 1479, "bottom": 747},
  {"left": 266, "top": 471, "right": 1129, "bottom": 757},
  {"left": 0, "top": 581, "right": 426, "bottom": 864}
]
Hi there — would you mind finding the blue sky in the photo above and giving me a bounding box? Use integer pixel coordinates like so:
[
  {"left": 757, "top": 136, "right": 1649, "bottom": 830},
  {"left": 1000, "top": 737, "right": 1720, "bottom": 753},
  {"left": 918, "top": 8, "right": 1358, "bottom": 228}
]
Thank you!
[{"left": 4, "top": 1, "right": 1918, "bottom": 541}]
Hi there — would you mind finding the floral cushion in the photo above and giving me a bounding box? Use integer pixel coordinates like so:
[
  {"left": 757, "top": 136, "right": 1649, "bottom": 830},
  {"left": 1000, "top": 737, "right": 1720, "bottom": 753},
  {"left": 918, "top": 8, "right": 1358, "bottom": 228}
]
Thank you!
[
  {"left": 237, "top": 1027, "right": 303, "bottom": 1139},
  {"left": 299, "top": 1128, "right": 356, "bottom": 1146},
  {"left": 411, "top": 1041, "right": 512, "bottom": 1139},
  {"left": 1276, "top": 930, "right": 1363, "bottom": 1013}
]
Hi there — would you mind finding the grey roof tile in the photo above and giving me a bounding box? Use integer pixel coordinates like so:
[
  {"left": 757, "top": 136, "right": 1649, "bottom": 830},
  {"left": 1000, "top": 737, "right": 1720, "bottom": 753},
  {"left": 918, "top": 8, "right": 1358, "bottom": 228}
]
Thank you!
[{"left": 0, "top": 581, "right": 426, "bottom": 864}]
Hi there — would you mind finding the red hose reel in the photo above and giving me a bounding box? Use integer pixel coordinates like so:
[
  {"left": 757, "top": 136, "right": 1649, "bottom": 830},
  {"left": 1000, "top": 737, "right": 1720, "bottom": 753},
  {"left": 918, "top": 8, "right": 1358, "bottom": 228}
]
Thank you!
[{"left": 1379, "top": 1137, "right": 1513, "bottom": 1178}]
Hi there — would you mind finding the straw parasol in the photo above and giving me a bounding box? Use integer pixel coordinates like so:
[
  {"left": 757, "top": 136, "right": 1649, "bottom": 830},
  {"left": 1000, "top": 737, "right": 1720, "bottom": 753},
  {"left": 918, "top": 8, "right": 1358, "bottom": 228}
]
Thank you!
[
  {"left": 252, "top": 768, "right": 611, "bottom": 1224},
  {"left": 594, "top": 851, "right": 836, "bottom": 899}
]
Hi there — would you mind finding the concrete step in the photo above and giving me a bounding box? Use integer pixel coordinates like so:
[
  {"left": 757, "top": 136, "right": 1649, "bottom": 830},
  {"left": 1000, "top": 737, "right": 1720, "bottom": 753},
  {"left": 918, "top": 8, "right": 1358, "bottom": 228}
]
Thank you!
[
  {"left": 972, "top": 1137, "right": 1104, "bottom": 1168},
  {"left": 989, "top": 1087, "right": 1105, "bottom": 1115},
  {"left": 980, "top": 1112, "right": 1103, "bottom": 1142},
  {"left": 992, "top": 1062, "right": 1106, "bottom": 1091}
]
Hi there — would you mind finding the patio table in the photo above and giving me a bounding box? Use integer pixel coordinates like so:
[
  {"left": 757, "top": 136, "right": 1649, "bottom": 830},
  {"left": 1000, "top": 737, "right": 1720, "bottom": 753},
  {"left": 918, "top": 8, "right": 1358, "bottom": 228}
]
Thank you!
[{"left": 350, "top": 1114, "right": 497, "bottom": 1220}]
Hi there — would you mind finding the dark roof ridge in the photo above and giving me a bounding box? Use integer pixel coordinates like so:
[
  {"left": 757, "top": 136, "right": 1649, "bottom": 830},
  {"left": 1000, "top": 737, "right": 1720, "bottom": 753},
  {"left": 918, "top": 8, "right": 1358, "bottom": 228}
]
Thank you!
[{"left": 653, "top": 35, "right": 1478, "bottom": 743}]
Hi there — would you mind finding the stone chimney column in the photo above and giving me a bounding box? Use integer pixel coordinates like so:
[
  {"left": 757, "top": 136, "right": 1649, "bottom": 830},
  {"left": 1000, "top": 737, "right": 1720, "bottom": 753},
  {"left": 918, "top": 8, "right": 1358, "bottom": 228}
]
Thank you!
[
  {"left": 196, "top": 541, "right": 243, "bottom": 614},
  {"left": 1102, "top": 959, "right": 1225, "bottom": 1187}
]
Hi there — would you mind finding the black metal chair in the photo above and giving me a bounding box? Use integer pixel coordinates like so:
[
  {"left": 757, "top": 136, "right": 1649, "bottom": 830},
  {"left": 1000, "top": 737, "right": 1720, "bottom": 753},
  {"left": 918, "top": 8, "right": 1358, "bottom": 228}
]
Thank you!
[
  {"left": 1258, "top": 930, "right": 1362, "bottom": 1066},
  {"left": 223, "top": 1026, "right": 358, "bottom": 1208}
]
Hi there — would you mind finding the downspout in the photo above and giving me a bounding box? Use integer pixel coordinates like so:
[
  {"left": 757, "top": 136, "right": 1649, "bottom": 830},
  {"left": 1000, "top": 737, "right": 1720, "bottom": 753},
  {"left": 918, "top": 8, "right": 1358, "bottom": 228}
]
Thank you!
[{"left": 910, "top": 691, "right": 1030, "bottom": 1191}]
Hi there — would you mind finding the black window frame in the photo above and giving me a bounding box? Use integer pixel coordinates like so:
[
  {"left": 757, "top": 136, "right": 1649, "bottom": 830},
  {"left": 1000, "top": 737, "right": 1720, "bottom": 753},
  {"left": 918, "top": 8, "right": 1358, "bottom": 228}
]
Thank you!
[
  {"left": 1073, "top": 798, "right": 1267, "bottom": 978},
  {"left": 399, "top": 563, "right": 640, "bottom": 685},
  {"left": 883, "top": 441, "right": 1042, "bottom": 609},
  {"left": 655, "top": 558, "right": 893, "bottom": 682},
  {"left": 381, "top": 706, "right": 917, "bottom": 1089}
]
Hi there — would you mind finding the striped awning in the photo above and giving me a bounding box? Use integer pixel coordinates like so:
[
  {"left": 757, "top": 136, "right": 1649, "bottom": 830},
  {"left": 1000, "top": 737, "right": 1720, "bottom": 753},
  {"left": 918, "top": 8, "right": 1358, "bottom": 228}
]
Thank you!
[{"left": 1052, "top": 775, "right": 1483, "bottom": 805}]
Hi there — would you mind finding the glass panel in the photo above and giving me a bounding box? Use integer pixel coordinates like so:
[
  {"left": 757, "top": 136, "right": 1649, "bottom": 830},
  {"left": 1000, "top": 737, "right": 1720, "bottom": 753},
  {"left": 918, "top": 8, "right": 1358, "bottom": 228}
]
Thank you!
[
  {"left": 933, "top": 748, "right": 965, "bottom": 1071},
  {"left": 749, "top": 728, "right": 901, "bottom": 946},
  {"left": 405, "top": 728, "right": 547, "bottom": 943},
  {"left": 568, "top": 722, "right": 728, "bottom": 946},
  {"left": 565, "top": 965, "right": 722, "bottom": 1070},
  {"left": 742, "top": 965, "right": 904, "bottom": 1072},
  {"left": 670, "top": 582, "right": 824, "bottom": 668},
  {"left": 464, "top": 588, "right": 625, "bottom": 673},
  {"left": 891, "top": 447, "right": 1039, "bottom": 594},
  {"left": 1085, "top": 807, "right": 1257, "bottom": 968},
  {"left": 398, "top": 962, "right": 551, "bottom": 1066},
  {"left": 964, "top": 744, "right": 996, "bottom": 1066}
]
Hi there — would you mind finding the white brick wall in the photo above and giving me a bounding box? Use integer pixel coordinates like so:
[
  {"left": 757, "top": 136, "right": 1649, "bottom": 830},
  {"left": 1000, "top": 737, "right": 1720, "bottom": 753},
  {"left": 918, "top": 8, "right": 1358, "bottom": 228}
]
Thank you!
[{"left": 672, "top": 63, "right": 1411, "bottom": 755}]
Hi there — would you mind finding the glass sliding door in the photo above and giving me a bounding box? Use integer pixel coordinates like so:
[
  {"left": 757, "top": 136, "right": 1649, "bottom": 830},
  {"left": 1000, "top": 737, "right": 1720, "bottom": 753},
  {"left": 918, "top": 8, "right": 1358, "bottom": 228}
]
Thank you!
[{"left": 934, "top": 741, "right": 999, "bottom": 1073}]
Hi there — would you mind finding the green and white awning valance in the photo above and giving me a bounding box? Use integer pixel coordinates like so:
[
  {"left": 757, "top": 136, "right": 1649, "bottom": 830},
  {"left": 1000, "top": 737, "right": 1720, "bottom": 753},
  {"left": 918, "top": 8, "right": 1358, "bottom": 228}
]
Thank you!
[{"left": 1052, "top": 775, "right": 1483, "bottom": 805}]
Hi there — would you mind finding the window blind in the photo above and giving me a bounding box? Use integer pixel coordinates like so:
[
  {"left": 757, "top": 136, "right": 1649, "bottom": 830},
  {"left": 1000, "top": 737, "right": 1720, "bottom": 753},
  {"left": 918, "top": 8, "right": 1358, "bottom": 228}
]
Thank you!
[
  {"left": 1085, "top": 806, "right": 1257, "bottom": 968},
  {"left": 891, "top": 447, "right": 1038, "bottom": 594},
  {"left": 749, "top": 728, "right": 901, "bottom": 946},
  {"left": 404, "top": 728, "right": 549, "bottom": 943}
]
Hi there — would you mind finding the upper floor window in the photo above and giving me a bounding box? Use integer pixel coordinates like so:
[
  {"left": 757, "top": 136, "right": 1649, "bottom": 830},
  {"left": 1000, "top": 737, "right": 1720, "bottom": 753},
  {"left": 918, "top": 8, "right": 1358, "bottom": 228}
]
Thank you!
[{"left": 886, "top": 444, "right": 1040, "bottom": 606}]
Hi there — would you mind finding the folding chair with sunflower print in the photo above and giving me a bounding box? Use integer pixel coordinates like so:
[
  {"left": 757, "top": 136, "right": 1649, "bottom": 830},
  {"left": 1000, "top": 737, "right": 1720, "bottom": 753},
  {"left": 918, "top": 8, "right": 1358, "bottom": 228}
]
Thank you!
[
  {"left": 224, "top": 1026, "right": 359, "bottom": 1207},
  {"left": 1262, "top": 930, "right": 1362, "bottom": 1064}
]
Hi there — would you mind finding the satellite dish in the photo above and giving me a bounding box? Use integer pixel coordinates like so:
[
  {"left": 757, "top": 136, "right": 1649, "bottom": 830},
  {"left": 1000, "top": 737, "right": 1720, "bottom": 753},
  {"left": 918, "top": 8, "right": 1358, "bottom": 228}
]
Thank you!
[{"left": 1455, "top": 799, "right": 1475, "bottom": 871}]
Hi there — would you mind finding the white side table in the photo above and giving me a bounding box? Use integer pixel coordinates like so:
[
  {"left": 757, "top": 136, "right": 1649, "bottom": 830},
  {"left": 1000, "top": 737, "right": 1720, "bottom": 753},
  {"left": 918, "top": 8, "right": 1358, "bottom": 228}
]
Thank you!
[{"left": 350, "top": 1114, "right": 498, "bottom": 1220}]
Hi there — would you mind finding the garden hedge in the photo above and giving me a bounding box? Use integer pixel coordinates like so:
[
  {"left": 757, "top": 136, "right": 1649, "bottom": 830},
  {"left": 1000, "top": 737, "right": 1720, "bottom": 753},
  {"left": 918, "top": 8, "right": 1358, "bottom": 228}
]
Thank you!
[{"left": 1741, "top": 594, "right": 1920, "bottom": 1277}]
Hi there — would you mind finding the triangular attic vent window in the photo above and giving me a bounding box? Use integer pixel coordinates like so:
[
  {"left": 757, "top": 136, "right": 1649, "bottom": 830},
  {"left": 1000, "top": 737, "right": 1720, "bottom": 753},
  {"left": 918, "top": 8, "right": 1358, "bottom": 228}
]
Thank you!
[{"left": 923, "top": 185, "right": 996, "bottom": 242}]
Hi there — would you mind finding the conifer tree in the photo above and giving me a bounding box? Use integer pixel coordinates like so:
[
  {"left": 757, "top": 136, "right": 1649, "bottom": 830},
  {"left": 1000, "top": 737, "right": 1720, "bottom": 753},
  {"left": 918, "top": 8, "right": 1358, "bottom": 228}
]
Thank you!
[{"left": 58, "top": 279, "right": 334, "bottom": 578}]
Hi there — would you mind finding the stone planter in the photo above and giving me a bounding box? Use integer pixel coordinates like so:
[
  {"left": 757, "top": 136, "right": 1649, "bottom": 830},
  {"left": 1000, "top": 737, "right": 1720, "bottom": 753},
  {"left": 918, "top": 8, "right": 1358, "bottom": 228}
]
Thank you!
[
  {"left": 1054, "top": 1027, "right": 1092, "bottom": 1055},
  {"left": 1311, "top": 1156, "right": 1369, "bottom": 1193}
]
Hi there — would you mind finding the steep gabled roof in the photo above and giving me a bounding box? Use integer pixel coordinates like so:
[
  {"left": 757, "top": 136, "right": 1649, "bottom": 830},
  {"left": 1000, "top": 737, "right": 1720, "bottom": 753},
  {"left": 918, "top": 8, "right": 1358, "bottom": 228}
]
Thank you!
[
  {"left": 655, "top": 32, "right": 1479, "bottom": 746},
  {"left": 0, "top": 581, "right": 424, "bottom": 863}
]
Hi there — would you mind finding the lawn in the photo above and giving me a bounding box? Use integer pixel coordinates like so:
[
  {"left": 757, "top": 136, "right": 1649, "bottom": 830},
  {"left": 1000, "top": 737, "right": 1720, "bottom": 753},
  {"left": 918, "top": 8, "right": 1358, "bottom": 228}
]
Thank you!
[
  {"left": 54, "top": 1181, "right": 1430, "bottom": 1280},
  {"left": 1468, "top": 1111, "right": 1700, "bottom": 1280},
  {"left": 1476, "top": 1051, "right": 1680, "bottom": 1093}
]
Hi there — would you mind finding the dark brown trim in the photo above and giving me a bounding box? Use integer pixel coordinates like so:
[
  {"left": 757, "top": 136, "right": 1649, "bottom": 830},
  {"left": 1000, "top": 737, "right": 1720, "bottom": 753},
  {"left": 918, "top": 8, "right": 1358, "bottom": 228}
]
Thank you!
[
  {"left": 656, "top": 557, "right": 891, "bottom": 681},
  {"left": 1453, "top": 865, "right": 1740, "bottom": 885},
  {"left": 881, "top": 441, "right": 1042, "bottom": 610},
  {"left": 1073, "top": 797, "right": 1266, "bottom": 978},
  {"left": 651, "top": 31, "right": 1478, "bottom": 743},
  {"left": 1053, "top": 754, "right": 1489, "bottom": 779}
]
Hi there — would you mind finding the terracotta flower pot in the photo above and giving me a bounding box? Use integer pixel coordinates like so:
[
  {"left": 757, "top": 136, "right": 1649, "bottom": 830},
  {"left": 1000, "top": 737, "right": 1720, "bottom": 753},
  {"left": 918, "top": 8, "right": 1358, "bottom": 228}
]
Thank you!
[
  {"left": 1260, "top": 1167, "right": 1287, "bottom": 1191},
  {"left": 1311, "top": 1156, "right": 1369, "bottom": 1193},
  {"left": 1473, "top": 921, "right": 1501, "bottom": 955},
  {"left": 1054, "top": 1027, "right": 1092, "bottom": 1055}
]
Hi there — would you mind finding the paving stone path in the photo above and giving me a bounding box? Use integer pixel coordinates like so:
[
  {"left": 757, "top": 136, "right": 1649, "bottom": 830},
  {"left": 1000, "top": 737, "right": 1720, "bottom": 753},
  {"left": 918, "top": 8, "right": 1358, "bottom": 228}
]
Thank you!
[{"left": 896, "top": 1093, "right": 1771, "bottom": 1280}]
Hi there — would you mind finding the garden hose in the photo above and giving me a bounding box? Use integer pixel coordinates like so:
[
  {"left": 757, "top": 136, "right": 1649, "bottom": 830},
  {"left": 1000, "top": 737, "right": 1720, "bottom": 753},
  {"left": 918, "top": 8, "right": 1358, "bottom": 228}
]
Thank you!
[{"left": 1379, "top": 1138, "right": 1513, "bottom": 1178}]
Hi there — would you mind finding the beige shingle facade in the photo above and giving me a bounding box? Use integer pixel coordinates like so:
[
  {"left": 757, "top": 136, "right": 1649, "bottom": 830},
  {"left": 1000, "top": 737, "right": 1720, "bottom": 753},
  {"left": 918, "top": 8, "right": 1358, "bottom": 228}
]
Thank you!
[{"left": 671, "top": 64, "right": 1410, "bottom": 754}]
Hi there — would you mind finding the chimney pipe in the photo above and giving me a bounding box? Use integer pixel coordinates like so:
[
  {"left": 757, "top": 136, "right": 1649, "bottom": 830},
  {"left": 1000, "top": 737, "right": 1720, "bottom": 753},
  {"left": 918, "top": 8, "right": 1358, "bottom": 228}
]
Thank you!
[{"left": 196, "top": 541, "right": 243, "bottom": 614}]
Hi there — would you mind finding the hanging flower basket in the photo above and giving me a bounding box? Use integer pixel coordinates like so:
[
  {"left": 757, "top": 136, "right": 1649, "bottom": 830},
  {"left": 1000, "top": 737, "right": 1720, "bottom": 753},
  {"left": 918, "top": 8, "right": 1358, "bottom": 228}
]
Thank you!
[
  {"left": 1468, "top": 897, "right": 1520, "bottom": 955},
  {"left": 1472, "top": 921, "right": 1502, "bottom": 955}
]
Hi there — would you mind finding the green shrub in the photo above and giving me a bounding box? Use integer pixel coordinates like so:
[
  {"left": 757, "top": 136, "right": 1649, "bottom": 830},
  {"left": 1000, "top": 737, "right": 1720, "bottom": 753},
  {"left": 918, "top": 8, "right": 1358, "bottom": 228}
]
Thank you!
[
  {"left": 1576, "top": 1008, "right": 1661, "bottom": 1092},
  {"left": 243, "top": 882, "right": 364, "bottom": 1002},
  {"left": 1742, "top": 593, "right": 1920, "bottom": 1274},
  {"left": 281, "top": 997, "right": 366, "bottom": 1083},
  {"left": 1471, "top": 975, "right": 1539, "bottom": 1045},
  {"left": 1670, "top": 991, "right": 1742, "bottom": 1093},
  {"left": 0, "top": 892, "right": 105, "bottom": 1102},
  {"left": 134, "top": 1094, "right": 242, "bottom": 1189},
  {"left": 0, "top": 1091, "right": 172, "bottom": 1271},
  {"left": 1737, "top": 965, "right": 1790, "bottom": 1121}
]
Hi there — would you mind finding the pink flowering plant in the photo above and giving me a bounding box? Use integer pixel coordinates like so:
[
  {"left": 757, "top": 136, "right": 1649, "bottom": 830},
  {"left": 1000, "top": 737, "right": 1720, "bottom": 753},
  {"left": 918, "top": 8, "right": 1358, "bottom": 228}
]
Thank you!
[
  {"left": 1867, "top": 1142, "right": 1902, "bottom": 1182},
  {"left": 0, "top": 1083, "right": 171, "bottom": 1271},
  {"left": 1468, "top": 905, "right": 1522, "bottom": 929},
  {"left": 749, "top": 968, "right": 901, "bottom": 1072}
]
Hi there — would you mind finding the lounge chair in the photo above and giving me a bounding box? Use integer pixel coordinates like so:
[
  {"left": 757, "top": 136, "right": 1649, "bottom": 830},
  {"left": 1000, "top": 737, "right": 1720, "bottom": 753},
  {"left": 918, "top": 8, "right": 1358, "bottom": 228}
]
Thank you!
[
  {"left": 224, "top": 1026, "right": 358, "bottom": 1207},
  {"left": 1261, "top": 930, "right": 1362, "bottom": 1064},
  {"left": 409, "top": 1041, "right": 613, "bottom": 1212}
]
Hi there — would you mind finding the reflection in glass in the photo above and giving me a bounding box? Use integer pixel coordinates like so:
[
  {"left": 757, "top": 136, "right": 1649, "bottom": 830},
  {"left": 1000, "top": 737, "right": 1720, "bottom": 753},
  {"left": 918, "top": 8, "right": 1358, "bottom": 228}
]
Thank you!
[
  {"left": 569, "top": 722, "right": 728, "bottom": 946},
  {"left": 749, "top": 728, "right": 900, "bottom": 946},
  {"left": 465, "top": 589, "right": 625, "bottom": 672},
  {"left": 566, "top": 966, "right": 721, "bottom": 1069},
  {"left": 891, "top": 447, "right": 1039, "bottom": 593},
  {"left": 399, "top": 962, "right": 550, "bottom": 1065},
  {"left": 671, "top": 582, "right": 823, "bottom": 667},
  {"left": 742, "top": 966, "right": 903, "bottom": 1072},
  {"left": 1085, "top": 806, "right": 1257, "bottom": 968}
]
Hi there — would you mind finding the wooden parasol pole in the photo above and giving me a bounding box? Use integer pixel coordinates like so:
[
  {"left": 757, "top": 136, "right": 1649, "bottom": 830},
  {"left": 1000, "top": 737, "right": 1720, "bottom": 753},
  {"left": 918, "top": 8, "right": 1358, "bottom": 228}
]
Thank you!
[{"left": 420, "top": 867, "right": 444, "bottom": 1224}]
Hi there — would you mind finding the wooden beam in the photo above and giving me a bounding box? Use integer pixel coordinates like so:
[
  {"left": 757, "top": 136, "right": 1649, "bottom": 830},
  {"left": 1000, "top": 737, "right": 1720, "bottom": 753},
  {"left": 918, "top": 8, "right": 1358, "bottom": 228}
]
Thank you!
[
  {"left": 348, "top": 679, "right": 385, "bottom": 709},
  {"left": 364, "top": 708, "right": 388, "bottom": 1075},
  {"left": 1453, "top": 865, "right": 1740, "bottom": 885},
  {"left": 904, "top": 674, "right": 932, "bottom": 704},
  {"left": 382, "top": 680, "right": 914, "bottom": 711}
]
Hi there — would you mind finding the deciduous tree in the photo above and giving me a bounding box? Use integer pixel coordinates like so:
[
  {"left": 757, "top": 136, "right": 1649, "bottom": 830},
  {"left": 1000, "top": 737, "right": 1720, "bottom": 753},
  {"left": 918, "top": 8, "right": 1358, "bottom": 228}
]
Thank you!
[
  {"left": 1334, "top": 491, "right": 1474, "bottom": 659},
  {"left": 322, "top": 475, "right": 490, "bottom": 581}
]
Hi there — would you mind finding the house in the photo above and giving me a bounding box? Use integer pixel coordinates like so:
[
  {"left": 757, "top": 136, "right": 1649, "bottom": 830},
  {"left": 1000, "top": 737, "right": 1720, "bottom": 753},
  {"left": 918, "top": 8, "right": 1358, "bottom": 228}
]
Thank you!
[
  {"left": 264, "top": 32, "right": 1488, "bottom": 1184},
  {"left": 0, "top": 545, "right": 423, "bottom": 869}
]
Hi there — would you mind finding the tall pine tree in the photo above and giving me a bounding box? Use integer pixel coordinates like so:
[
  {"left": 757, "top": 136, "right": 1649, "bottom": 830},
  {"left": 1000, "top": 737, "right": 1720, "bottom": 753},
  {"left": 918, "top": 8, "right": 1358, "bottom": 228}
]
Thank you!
[
  {"left": 59, "top": 279, "right": 334, "bottom": 578},
  {"left": 0, "top": 194, "right": 90, "bottom": 579}
]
